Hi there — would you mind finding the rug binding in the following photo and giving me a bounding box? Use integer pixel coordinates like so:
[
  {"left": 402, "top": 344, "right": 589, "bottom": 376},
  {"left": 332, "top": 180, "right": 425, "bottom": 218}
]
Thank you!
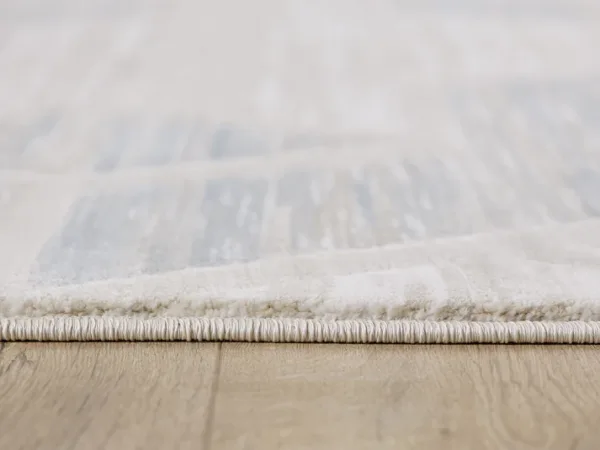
[{"left": 1, "top": 317, "right": 600, "bottom": 343}]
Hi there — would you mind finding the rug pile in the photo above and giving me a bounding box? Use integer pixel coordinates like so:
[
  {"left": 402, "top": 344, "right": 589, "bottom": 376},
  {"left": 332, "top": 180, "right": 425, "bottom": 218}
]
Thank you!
[{"left": 1, "top": 0, "right": 600, "bottom": 342}]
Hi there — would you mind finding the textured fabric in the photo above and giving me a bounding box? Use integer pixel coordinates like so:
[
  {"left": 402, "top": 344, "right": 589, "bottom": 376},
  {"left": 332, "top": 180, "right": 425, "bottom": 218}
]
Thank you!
[{"left": 1, "top": 0, "right": 600, "bottom": 341}]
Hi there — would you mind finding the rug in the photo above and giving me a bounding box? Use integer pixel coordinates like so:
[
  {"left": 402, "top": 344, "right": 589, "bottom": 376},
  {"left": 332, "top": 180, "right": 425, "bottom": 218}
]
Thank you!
[{"left": 1, "top": 0, "right": 600, "bottom": 342}]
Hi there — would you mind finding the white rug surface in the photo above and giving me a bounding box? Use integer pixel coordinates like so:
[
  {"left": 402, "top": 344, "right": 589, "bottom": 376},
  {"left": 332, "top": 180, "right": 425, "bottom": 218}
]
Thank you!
[{"left": 2, "top": 0, "right": 600, "bottom": 342}]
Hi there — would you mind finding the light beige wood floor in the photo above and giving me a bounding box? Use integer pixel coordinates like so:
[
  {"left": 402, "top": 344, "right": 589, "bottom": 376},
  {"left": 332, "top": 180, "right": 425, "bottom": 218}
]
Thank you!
[{"left": 1, "top": 343, "right": 599, "bottom": 450}]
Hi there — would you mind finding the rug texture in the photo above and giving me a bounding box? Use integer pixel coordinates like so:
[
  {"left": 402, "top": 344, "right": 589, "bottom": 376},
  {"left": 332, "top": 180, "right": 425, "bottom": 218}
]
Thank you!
[{"left": 2, "top": 0, "right": 600, "bottom": 342}]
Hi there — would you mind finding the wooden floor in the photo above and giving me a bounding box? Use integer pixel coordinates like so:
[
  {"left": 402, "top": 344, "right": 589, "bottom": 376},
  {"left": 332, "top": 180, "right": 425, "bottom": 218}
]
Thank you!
[{"left": 1, "top": 343, "right": 600, "bottom": 449}]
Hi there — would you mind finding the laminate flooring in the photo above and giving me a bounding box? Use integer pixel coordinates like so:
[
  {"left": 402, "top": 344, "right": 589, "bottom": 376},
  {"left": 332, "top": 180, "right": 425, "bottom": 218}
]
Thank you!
[{"left": 1, "top": 343, "right": 599, "bottom": 449}]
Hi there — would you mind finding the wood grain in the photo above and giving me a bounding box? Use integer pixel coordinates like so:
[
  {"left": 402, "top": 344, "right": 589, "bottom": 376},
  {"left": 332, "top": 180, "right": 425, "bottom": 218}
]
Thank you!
[
  {"left": 1, "top": 343, "right": 600, "bottom": 449},
  {"left": 0, "top": 342, "right": 220, "bottom": 450},
  {"left": 210, "top": 344, "right": 600, "bottom": 450}
]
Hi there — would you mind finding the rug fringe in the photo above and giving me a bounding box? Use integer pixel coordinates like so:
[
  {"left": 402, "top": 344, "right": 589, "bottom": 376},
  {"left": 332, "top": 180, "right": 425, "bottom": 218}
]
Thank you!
[{"left": 2, "top": 317, "right": 600, "bottom": 343}]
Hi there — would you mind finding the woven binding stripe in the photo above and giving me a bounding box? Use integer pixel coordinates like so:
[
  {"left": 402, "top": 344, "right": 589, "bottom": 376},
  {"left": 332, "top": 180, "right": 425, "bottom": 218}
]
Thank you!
[{"left": 2, "top": 318, "right": 600, "bottom": 343}]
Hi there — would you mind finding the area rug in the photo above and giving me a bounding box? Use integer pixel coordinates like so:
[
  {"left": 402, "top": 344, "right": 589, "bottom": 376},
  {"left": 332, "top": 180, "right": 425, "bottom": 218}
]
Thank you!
[{"left": 1, "top": 0, "right": 600, "bottom": 342}]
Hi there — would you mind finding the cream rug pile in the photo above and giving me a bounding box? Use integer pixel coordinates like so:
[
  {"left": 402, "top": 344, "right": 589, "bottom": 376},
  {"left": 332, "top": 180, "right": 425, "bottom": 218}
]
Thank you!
[{"left": 2, "top": 0, "right": 600, "bottom": 342}]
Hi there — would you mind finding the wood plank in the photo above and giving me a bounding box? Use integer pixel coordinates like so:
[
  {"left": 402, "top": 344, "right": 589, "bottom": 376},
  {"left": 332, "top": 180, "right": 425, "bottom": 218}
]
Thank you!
[
  {"left": 211, "top": 344, "right": 600, "bottom": 449},
  {"left": 3, "top": 343, "right": 600, "bottom": 449},
  {"left": 0, "top": 342, "right": 220, "bottom": 450}
]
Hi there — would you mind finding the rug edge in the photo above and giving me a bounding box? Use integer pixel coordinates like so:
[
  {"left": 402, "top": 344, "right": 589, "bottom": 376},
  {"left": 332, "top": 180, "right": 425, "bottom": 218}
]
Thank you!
[{"left": 2, "top": 317, "right": 600, "bottom": 343}]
